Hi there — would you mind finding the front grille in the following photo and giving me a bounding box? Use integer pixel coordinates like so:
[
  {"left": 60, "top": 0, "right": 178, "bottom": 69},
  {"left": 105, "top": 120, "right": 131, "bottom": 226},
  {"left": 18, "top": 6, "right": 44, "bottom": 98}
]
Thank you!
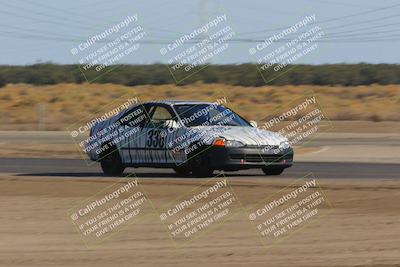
[
  {"left": 245, "top": 145, "right": 279, "bottom": 150},
  {"left": 230, "top": 154, "right": 287, "bottom": 163}
]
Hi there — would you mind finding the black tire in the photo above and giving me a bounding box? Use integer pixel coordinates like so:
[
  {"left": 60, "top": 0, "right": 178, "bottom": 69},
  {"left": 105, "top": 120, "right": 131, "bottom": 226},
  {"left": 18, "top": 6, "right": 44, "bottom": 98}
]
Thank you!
[
  {"left": 100, "top": 148, "right": 125, "bottom": 176},
  {"left": 262, "top": 166, "right": 285, "bottom": 176},
  {"left": 173, "top": 165, "right": 192, "bottom": 176},
  {"left": 190, "top": 154, "right": 214, "bottom": 178}
]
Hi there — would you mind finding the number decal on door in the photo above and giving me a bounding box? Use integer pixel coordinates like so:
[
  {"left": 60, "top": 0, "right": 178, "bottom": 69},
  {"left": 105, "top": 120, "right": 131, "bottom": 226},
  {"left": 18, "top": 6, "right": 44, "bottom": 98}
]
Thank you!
[{"left": 147, "top": 129, "right": 165, "bottom": 148}]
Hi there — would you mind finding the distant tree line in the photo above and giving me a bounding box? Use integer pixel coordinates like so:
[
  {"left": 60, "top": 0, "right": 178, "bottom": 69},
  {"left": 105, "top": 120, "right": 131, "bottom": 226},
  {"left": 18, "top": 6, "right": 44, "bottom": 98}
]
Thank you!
[{"left": 0, "top": 63, "right": 399, "bottom": 87}]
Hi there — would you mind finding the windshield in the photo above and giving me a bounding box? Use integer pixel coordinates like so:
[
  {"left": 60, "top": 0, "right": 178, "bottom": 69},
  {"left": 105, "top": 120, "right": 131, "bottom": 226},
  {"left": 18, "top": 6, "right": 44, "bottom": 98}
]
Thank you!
[{"left": 174, "top": 104, "right": 251, "bottom": 127}]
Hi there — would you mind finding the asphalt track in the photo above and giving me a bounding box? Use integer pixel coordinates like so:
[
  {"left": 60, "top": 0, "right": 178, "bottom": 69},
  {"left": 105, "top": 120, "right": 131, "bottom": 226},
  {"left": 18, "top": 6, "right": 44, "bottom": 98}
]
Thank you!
[{"left": 0, "top": 157, "right": 398, "bottom": 179}]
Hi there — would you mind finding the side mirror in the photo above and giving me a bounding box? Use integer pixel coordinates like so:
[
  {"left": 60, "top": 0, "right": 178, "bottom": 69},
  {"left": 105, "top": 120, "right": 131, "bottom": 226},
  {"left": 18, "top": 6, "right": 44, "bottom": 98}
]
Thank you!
[
  {"left": 249, "top": 120, "right": 258, "bottom": 128},
  {"left": 164, "top": 119, "right": 180, "bottom": 129}
]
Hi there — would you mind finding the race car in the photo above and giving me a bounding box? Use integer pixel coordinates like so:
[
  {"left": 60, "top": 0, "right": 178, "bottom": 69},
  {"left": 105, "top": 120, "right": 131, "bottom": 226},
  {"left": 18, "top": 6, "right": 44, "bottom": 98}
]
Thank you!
[{"left": 86, "top": 100, "right": 293, "bottom": 177}]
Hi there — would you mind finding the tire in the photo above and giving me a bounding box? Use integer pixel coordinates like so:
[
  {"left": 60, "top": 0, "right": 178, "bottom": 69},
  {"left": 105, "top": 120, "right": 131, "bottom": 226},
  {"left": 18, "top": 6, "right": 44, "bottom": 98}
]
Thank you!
[
  {"left": 262, "top": 166, "right": 285, "bottom": 176},
  {"left": 173, "top": 165, "right": 191, "bottom": 176},
  {"left": 190, "top": 154, "right": 214, "bottom": 178},
  {"left": 100, "top": 148, "right": 125, "bottom": 176}
]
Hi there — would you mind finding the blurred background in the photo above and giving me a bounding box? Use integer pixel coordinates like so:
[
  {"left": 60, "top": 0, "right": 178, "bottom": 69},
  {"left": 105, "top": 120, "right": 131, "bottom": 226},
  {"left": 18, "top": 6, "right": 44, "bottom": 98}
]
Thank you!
[{"left": 0, "top": 1, "right": 400, "bottom": 267}]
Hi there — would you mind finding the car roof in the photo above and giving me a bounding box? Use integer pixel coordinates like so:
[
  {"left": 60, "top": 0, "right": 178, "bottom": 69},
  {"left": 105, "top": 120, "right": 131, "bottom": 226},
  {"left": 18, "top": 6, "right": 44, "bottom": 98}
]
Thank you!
[{"left": 143, "top": 100, "right": 215, "bottom": 106}]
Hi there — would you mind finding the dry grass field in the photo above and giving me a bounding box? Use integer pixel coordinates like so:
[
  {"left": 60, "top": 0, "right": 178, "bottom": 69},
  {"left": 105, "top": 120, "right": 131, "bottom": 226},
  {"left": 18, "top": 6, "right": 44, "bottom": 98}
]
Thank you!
[{"left": 0, "top": 83, "right": 399, "bottom": 130}]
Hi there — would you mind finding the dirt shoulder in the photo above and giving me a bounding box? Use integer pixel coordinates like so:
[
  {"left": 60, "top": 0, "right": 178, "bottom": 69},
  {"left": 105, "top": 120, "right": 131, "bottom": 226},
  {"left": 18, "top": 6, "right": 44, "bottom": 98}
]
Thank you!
[{"left": 0, "top": 175, "right": 399, "bottom": 267}]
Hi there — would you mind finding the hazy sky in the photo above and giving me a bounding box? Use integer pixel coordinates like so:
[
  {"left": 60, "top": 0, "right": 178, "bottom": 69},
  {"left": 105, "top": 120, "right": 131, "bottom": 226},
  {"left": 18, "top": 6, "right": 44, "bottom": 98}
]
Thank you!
[{"left": 1, "top": 0, "right": 400, "bottom": 65}]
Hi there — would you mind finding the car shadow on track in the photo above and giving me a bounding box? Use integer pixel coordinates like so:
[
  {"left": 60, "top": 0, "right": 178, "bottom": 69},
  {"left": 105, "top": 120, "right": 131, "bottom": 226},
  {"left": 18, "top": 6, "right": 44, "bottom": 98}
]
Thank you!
[{"left": 14, "top": 171, "right": 263, "bottom": 178}]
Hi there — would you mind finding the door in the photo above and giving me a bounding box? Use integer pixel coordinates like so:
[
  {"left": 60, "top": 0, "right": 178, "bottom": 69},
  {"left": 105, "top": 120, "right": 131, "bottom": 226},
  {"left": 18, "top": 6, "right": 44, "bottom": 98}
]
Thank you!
[
  {"left": 117, "top": 103, "right": 151, "bottom": 164},
  {"left": 142, "top": 105, "right": 174, "bottom": 164}
]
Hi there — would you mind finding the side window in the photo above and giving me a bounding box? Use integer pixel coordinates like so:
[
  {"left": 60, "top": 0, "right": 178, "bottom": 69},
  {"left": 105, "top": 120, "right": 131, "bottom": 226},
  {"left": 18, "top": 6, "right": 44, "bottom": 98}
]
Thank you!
[{"left": 148, "top": 106, "right": 173, "bottom": 128}]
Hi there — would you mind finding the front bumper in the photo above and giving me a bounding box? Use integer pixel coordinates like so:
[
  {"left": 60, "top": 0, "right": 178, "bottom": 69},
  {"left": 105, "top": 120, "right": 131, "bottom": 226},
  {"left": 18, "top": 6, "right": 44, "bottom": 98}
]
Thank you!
[{"left": 206, "top": 146, "right": 293, "bottom": 170}]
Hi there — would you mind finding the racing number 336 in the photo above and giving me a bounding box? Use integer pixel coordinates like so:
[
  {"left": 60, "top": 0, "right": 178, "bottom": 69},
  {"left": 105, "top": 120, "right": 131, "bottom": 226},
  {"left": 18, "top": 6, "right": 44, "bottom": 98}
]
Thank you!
[{"left": 147, "top": 129, "right": 165, "bottom": 148}]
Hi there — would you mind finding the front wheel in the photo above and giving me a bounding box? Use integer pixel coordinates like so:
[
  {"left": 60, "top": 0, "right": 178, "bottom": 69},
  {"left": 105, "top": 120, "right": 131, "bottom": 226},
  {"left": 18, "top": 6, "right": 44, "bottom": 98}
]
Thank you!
[
  {"left": 100, "top": 149, "right": 125, "bottom": 176},
  {"left": 190, "top": 154, "right": 214, "bottom": 178},
  {"left": 262, "top": 166, "right": 285, "bottom": 176}
]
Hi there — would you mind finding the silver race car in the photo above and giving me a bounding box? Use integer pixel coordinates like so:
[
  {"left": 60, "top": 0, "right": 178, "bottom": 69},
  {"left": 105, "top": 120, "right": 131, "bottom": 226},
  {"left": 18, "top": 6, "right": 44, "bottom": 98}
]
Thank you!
[{"left": 86, "top": 100, "right": 293, "bottom": 177}]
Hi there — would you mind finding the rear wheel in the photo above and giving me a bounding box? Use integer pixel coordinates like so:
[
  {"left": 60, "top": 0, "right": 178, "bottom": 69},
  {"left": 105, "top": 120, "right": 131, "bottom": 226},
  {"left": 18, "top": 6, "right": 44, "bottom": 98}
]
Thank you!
[
  {"left": 100, "top": 149, "right": 125, "bottom": 176},
  {"left": 262, "top": 166, "right": 285, "bottom": 176}
]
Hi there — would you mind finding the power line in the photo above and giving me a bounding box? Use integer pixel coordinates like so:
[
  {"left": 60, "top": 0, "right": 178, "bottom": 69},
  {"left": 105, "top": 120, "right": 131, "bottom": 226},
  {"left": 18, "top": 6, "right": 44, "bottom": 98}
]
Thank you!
[{"left": 236, "top": 2, "right": 400, "bottom": 36}]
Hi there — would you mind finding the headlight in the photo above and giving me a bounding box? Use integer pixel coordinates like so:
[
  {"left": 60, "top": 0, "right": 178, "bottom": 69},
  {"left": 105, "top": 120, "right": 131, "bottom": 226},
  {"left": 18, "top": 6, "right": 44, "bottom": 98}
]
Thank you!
[
  {"left": 279, "top": 140, "right": 291, "bottom": 150},
  {"left": 225, "top": 140, "right": 245, "bottom": 147}
]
